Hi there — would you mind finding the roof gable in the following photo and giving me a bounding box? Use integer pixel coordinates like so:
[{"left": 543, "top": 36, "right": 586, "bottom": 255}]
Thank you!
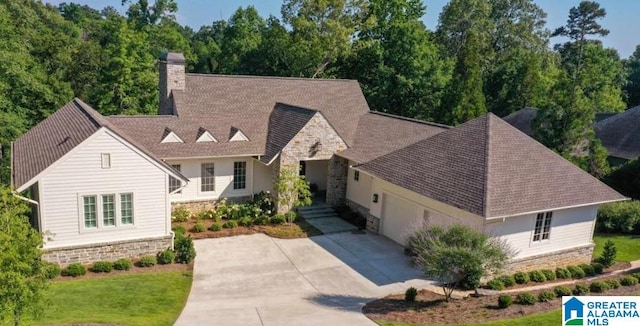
[
  {"left": 161, "top": 128, "right": 184, "bottom": 143},
  {"left": 502, "top": 107, "right": 538, "bottom": 136},
  {"left": 196, "top": 127, "right": 217, "bottom": 142},
  {"left": 229, "top": 127, "right": 249, "bottom": 142},
  {"left": 261, "top": 103, "right": 317, "bottom": 164}
]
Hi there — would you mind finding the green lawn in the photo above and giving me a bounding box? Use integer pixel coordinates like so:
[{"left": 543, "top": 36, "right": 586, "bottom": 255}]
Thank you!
[
  {"left": 377, "top": 310, "right": 560, "bottom": 326},
  {"left": 593, "top": 234, "right": 640, "bottom": 262},
  {"left": 34, "top": 271, "right": 192, "bottom": 326}
]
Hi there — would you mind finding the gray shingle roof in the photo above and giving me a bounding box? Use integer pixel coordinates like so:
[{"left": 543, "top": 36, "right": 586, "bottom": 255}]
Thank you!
[
  {"left": 502, "top": 107, "right": 538, "bottom": 136},
  {"left": 595, "top": 105, "right": 640, "bottom": 160},
  {"left": 12, "top": 98, "right": 185, "bottom": 191},
  {"left": 357, "top": 113, "right": 625, "bottom": 218},
  {"left": 261, "top": 103, "right": 317, "bottom": 164},
  {"left": 338, "top": 112, "right": 449, "bottom": 164}
]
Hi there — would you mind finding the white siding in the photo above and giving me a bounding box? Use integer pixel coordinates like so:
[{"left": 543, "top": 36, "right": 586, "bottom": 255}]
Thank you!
[
  {"left": 39, "top": 129, "right": 170, "bottom": 249},
  {"left": 253, "top": 160, "right": 273, "bottom": 193},
  {"left": 484, "top": 205, "right": 598, "bottom": 259},
  {"left": 167, "top": 156, "right": 257, "bottom": 202},
  {"left": 304, "top": 160, "right": 328, "bottom": 191},
  {"left": 346, "top": 163, "right": 372, "bottom": 208}
]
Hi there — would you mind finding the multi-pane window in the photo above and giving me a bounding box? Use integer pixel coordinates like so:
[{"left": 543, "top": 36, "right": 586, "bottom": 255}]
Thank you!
[
  {"left": 533, "top": 212, "right": 553, "bottom": 242},
  {"left": 102, "top": 194, "right": 115, "bottom": 226},
  {"left": 83, "top": 196, "right": 97, "bottom": 228},
  {"left": 354, "top": 170, "right": 360, "bottom": 181},
  {"left": 201, "top": 163, "right": 215, "bottom": 192},
  {"left": 234, "top": 161, "right": 247, "bottom": 190},
  {"left": 121, "top": 193, "right": 133, "bottom": 225},
  {"left": 169, "top": 164, "right": 182, "bottom": 194}
]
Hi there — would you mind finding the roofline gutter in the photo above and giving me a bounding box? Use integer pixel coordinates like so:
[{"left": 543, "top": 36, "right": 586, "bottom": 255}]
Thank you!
[
  {"left": 487, "top": 198, "right": 631, "bottom": 221},
  {"left": 162, "top": 154, "right": 264, "bottom": 160},
  {"left": 169, "top": 181, "right": 188, "bottom": 195}
]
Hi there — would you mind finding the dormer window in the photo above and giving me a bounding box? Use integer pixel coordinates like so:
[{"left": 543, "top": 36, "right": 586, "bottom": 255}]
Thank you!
[
  {"left": 196, "top": 127, "right": 217, "bottom": 143},
  {"left": 161, "top": 127, "right": 184, "bottom": 143},
  {"left": 229, "top": 127, "right": 249, "bottom": 142}
]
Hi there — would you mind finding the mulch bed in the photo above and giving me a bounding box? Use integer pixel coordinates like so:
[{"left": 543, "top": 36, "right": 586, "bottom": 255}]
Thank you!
[
  {"left": 364, "top": 271, "right": 640, "bottom": 325},
  {"left": 173, "top": 218, "right": 322, "bottom": 239},
  {"left": 54, "top": 261, "right": 193, "bottom": 282}
]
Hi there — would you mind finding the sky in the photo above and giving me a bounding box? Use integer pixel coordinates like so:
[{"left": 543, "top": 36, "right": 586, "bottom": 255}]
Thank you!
[{"left": 45, "top": 0, "right": 640, "bottom": 58}]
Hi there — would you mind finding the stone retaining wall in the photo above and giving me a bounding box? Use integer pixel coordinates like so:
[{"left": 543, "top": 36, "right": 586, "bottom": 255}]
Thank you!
[
  {"left": 505, "top": 244, "right": 595, "bottom": 274},
  {"left": 42, "top": 235, "right": 173, "bottom": 266},
  {"left": 171, "top": 196, "right": 252, "bottom": 213},
  {"left": 347, "top": 200, "right": 379, "bottom": 234}
]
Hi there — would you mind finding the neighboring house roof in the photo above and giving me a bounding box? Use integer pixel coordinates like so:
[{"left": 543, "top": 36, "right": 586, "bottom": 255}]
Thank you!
[
  {"left": 338, "top": 112, "right": 449, "bottom": 164},
  {"left": 12, "top": 98, "right": 186, "bottom": 191},
  {"left": 595, "top": 112, "right": 618, "bottom": 122},
  {"left": 595, "top": 105, "right": 640, "bottom": 159},
  {"left": 261, "top": 103, "right": 317, "bottom": 164},
  {"left": 357, "top": 113, "right": 625, "bottom": 219},
  {"left": 502, "top": 107, "right": 537, "bottom": 136}
]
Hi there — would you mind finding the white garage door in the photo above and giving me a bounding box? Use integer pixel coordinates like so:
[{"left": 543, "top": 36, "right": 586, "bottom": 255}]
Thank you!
[{"left": 381, "top": 192, "right": 421, "bottom": 245}]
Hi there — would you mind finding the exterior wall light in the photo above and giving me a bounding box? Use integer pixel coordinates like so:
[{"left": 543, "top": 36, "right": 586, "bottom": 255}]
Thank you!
[{"left": 372, "top": 193, "right": 379, "bottom": 203}]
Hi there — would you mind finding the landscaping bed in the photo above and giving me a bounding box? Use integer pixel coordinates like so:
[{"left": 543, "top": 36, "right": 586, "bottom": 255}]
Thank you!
[{"left": 172, "top": 217, "right": 322, "bottom": 239}]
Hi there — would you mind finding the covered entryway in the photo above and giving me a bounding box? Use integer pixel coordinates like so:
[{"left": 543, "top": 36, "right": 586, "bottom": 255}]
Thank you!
[
  {"left": 380, "top": 192, "right": 422, "bottom": 245},
  {"left": 299, "top": 159, "right": 329, "bottom": 195}
]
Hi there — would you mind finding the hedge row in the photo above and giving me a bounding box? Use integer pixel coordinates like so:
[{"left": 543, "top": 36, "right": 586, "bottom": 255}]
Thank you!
[{"left": 485, "top": 263, "right": 605, "bottom": 290}]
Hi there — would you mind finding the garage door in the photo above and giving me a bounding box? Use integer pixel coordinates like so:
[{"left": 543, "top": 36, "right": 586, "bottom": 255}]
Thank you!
[{"left": 381, "top": 192, "right": 421, "bottom": 245}]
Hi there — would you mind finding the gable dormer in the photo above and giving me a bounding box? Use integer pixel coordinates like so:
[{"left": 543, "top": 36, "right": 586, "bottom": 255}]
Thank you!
[
  {"left": 196, "top": 127, "right": 218, "bottom": 143},
  {"left": 229, "top": 127, "right": 249, "bottom": 142},
  {"left": 161, "top": 127, "right": 184, "bottom": 143}
]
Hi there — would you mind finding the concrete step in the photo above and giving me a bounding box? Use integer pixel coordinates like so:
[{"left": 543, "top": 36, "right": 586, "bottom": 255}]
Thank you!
[
  {"left": 304, "top": 217, "right": 358, "bottom": 234},
  {"left": 302, "top": 213, "right": 340, "bottom": 220},
  {"left": 298, "top": 207, "right": 336, "bottom": 215}
]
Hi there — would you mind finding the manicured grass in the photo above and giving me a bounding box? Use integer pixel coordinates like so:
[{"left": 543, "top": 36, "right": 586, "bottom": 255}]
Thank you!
[
  {"left": 593, "top": 234, "right": 640, "bottom": 262},
  {"left": 377, "top": 310, "right": 560, "bottom": 326},
  {"left": 35, "top": 271, "right": 192, "bottom": 326}
]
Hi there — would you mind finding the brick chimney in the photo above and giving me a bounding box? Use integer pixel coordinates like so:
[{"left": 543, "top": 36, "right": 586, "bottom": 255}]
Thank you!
[{"left": 159, "top": 52, "right": 185, "bottom": 115}]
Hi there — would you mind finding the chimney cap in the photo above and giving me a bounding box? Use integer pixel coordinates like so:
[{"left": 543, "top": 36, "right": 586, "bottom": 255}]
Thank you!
[{"left": 160, "top": 52, "right": 185, "bottom": 64}]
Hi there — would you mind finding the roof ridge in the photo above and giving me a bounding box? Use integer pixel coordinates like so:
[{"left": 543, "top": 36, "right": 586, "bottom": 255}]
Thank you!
[
  {"left": 369, "top": 111, "right": 451, "bottom": 128},
  {"left": 185, "top": 73, "right": 358, "bottom": 83},
  {"left": 275, "top": 102, "right": 320, "bottom": 113},
  {"left": 482, "top": 114, "right": 494, "bottom": 218},
  {"left": 107, "top": 115, "right": 176, "bottom": 119}
]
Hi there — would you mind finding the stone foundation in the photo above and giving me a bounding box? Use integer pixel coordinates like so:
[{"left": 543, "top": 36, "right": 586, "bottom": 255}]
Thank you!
[
  {"left": 347, "top": 200, "right": 379, "bottom": 234},
  {"left": 171, "top": 196, "right": 252, "bottom": 213},
  {"left": 504, "top": 244, "right": 595, "bottom": 274},
  {"left": 42, "top": 235, "right": 173, "bottom": 266}
]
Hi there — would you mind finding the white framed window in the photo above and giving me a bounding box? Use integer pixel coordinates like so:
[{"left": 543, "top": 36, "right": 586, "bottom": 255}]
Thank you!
[
  {"left": 233, "top": 161, "right": 246, "bottom": 190},
  {"left": 120, "top": 193, "right": 134, "bottom": 225},
  {"left": 101, "top": 153, "right": 111, "bottom": 169},
  {"left": 169, "top": 164, "right": 182, "bottom": 194},
  {"left": 102, "top": 194, "right": 115, "bottom": 227},
  {"left": 533, "top": 212, "right": 552, "bottom": 242},
  {"left": 201, "top": 163, "right": 215, "bottom": 192},
  {"left": 83, "top": 195, "right": 97, "bottom": 228},
  {"left": 354, "top": 170, "right": 360, "bottom": 181}
]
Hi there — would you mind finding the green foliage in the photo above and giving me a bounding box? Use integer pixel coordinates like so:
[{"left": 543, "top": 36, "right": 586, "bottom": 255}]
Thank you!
[
  {"left": 620, "top": 276, "right": 638, "bottom": 286},
  {"left": 271, "top": 214, "right": 287, "bottom": 225},
  {"left": 554, "top": 286, "right": 573, "bottom": 297},
  {"left": 513, "top": 271, "right": 530, "bottom": 284},
  {"left": 62, "top": 263, "right": 87, "bottom": 277},
  {"left": 498, "top": 294, "right": 512, "bottom": 309},
  {"left": 573, "top": 284, "right": 590, "bottom": 295},
  {"left": 407, "top": 224, "right": 512, "bottom": 301},
  {"left": 486, "top": 279, "right": 505, "bottom": 291},
  {"left": 254, "top": 216, "right": 270, "bottom": 226},
  {"left": 603, "top": 159, "right": 640, "bottom": 200},
  {"left": 589, "top": 281, "right": 610, "bottom": 293},
  {"left": 172, "top": 206, "right": 191, "bottom": 222},
  {"left": 172, "top": 225, "right": 187, "bottom": 237},
  {"left": 496, "top": 275, "right": 516, "bottom": 287},
  {"left": 528, "top": 270, "right": 547, "bottom": 283},
  {"left": 632, "top": 272, "right": 640, "bottom": 281},
  {"left": 605, "top": 279, "right": 620, "bottom": 289},
  {"left": 137, "top": 255, "right": 157, "bottom": 267},
  {"left": 284, "top": 211, "right": 298, "bottom": 224},
  {"left": 239, "top": 217, "right": 253, "bottom": 227},
  {"left": 113, "top": 258, "right": 133, "bottom": 271},
  {"left": 596, "top": 201, "right": 640, "bottom": 234},
  {"left": 223, "top": 220, "right": 238, "bottom": 228},
  {"left": 252, "top": 191, "right": 275, "bottom": 216},
  {"left": 599, "top": 239, "right": 618, "bottom": 267},
  {"left": 579, "top": 264, "right": 595, "bottom": 276},
  {"left": 567, "top": 265, "right": 585, "bottom": 279},
  {"left": 555, "top": 267, "right": 572, "bottom": 279},
  {"left": 404, "top": 287, "right": 418, "bottom": 302},
  {"left": 515, "top": 292, "right": 536, "bottom": 305},
  {"left": 541, "top": 269, "right": 556, "bottom": 281},
  {"left": 591, "top": 262, "right": 604, "bottom": 274},
  {"left": 208, "top": 223, "right": 222, "bottom": 231},
  {"left": 274, "top": 167, "right": 312, "bottom": 212},
  {"left": 192, "top": 222, "right": 206, "bottom": 233},
  {"left": 157, "top": 249, "right": 175, "bottom": 265},
  {"left": 538, "top": 290, "right": 555, "bottom": 302},
  {"left": 197, "top": 209, "right": 216, "bottom": 221},
  {"left": 175, "top": 236, "right": 196, "bottom": 264},
  {"left": 92, "top": 261, "right": 113, "bottom": 273},
  {"left": 625, "top": 45, "right": 640, "bottom": 108},
  {"left": 43, "top": 262, "right": 62, "bottom": 280}
]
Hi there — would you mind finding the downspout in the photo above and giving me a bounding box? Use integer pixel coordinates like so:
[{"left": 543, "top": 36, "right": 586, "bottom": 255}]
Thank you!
[
  {"left": 168, "top": 180, "right": 188, "bottom": 250},
  {"left": 12, "top": 191, "right": 39, "bottom": 206},
  {"left": 250, "top": 159, "right": 255, "bottom": 199}
]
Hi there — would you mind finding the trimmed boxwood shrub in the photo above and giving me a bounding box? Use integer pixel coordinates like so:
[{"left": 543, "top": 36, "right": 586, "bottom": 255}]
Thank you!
[
  {"left": 175, "top": 236, "right": 196, "bottom": 264},
  {"left": 284, "top": 211, "right": 297, "bottom": 223},
  {"left": 579, "top": 264, "right": 595, "bottom": 277},
  {"left": 254, "top": 216, "right": 270, "bottom": 226},
  {"left": 271, "top": 214, "right": 286, "bottom": 225},
  {"left": 209, "top": 223, "right": 222, "bottom": 231},
  {"left": 541, "top": 269, "right": 556, "bottom": 281},
  {"left": 555, "top": 267, "right": 571, "bottom": 279},
  {"left": 513, "top": 271, "right": 530, "bottom": 284},
  {"left": 605, "top": 279, "right": 621, "bottom": 289},
  {"left": 113, "top": 258, "right": 133, "bottom": 271},
  {"left": 538, "top": 291, "right": 555, "bottom": 302},
  {"left": 620, "top": 276, "right": 638, "bottom": 286},
  {"left": 498, "top": 295, "right": 512, "bottom": 309},
  {"left": 486, "top": 279, "right": 505, "bottom": 290},
  {"left": 529, "top": 270, "right": 547, "bottom": 283},
  {"left": 192, "top": 222, "right": 206, "bottom": 233},
  {"left": 554, "top": 286, "right": 573, "bottom": 297},
  {"left": 516, "top": 292, "right": 536, "bottom": 305},
  {"left": 172, "top": 225, "right": 187, "bottom": 237},
  {"left": 43, "top": 261, "right": 61, "bottom": 279},
  {"left": 459, "top": 273, "right": 482, "bottom": 290},
  {"left": 591, "top": 262, "right": 605, "bottom": 275},
  {"left": 496, "top": 275, "right": 516, "bottom": 287},
  {"left": 62, "top": 263, "right": 87, "bottom": 277},
  {"left": 157, "top": 249, "right": 175, "bottom": 265},
  {"left": 223, "top": 220, "right": 238, "bottom": 229},
  {"left": 567, "top": 265, "right": 586, "bottom": 279},
  {"left": 405, "top": 287, "right": 418, "bottom": 302},
  {"left": 573, "top": 284, "right": 590, "bottom": 295},
  {"left": 239, "top": 217, "right": 253, "bottom": 227},
  {"left": 631, "top": 272, "right": 640, "bottom": 281},
  {"left": 137, "top": 255, "right": 157, "bottom": 267},
  {"left": 92, "top": 261, "right": 113, "bottom": 273},
  {"left": 590, "top": 281, "right": 610, "bottom": 293}
]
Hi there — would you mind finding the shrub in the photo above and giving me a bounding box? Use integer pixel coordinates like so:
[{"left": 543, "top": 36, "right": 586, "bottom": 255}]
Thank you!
[
  {"left": 590, "top": 281, "right": 610, "bottom": 293},
  {"left": 573, "top": 284, "right": 590, "bottom": 295},
  {"left": 112, "top": 258, "right": 133, "bottom": 271},
  {"left": 599, "top": 240, "right": 617, "bottom": 268},
  {"left": 595, "top": 200, "right": 640, "bottom": 234},
  {"left": 252, "top": 191, "right": 275, "bottom": 215},
  {"left": 171, "top": 206, "right": 191, "bottom": 222},
  {"left": 538, "top": 291, "right": 555, "bottom": 302},
  {"left": 209, "top": 223, "right": 222, "bottom": 231},
  {"left": 62, "top": 263, "right": 87, "bottom": 277},
  {"left": 137, "top": 255, "right": 157, "bottom": 267},
  {"left": 92, "top": 261, "right": 113, "bottom": 273},
  {"left": 605, "top": 279, "right": 621, "bottom": 289},
  {"left": 271, "top": 214, "right": 286, "bottom": 225},
  {"left": 515, "top": 292, "right": 536, "bottom": 305},
  {"left": 591, "top": 262, "right": 605, "bottom": 275},
  {"left": 541, "top": 269, "right": 556, "bottom": 281},
  {"left": 567, "top": 265, "right": 585, "bottom": 279},
  {"left": 43, "top": 262, "right": 61, "bottom": 279},
  {"left": 254, "top": 216, "right": 270, "bottom": 225},
  {"left": 172, "top": 225, "right": 187, "bottom": 238},
  {"left": 459, "top": 272, "right": 482, "bottom": 290},
  {"left": 632, "top": 272, "right": 640, "bottom": 281},
  {"left": 498, "top": 295, "right": 512, "bottom": 309},
  {"left": 496, "top": 275, "right": 516, "bottom": 287},
  {"left": 513, "top": 271, "right": 530, "bottom": 284},
  {"left": 157, "top": 249, "right": 175, "bottom": 265},
  {"left": 555, "top": 267, "right": 572, "bottom": 279},
  {"left": 284, "top": 211, "right": 297, "bottom": 223},
  {"left": 554, "top": 286, "right": 572, "bottom": 297},
  {"left": 529, "top": 270, "right": 547, "bottom": 283},
  {"left": 197, "top": 209, "right": 216, "bottom": 221},
  {"left": 175, "top": 236, "right": 196, "bottom": 264},
  {"left": 192, "top": 222, "right": 206, "bottom": 233},
  {"left": 223, "top": 220, "right": 238, "bottom": 228},
  {"left": 486, "top": 279, "right": 505, "bottom": 291},
  {"left": 579, "top": 264, "right": 595, "bottom": 277},
  {"left": 239, "top": 217, "right": 253, "bottom": 227},
  {"left": 620, "top": 276, "right": 638, "bottom": 286},
  {"left": 405, "top": 287, "right": 418, "bottom": 302}
]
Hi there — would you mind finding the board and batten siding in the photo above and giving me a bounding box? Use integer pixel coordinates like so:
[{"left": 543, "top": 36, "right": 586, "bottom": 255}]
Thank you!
[
  {"left": 38, "top": 129, "right": 170, "bottom": 249},
  {"left": 484, "top": 205, "right": 598, "bottom": 259},
  {"left": 346, "top": 163, "right": 372, "bottom": 209}
]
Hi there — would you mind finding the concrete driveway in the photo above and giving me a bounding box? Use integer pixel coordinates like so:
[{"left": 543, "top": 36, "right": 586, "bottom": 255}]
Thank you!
[{"left": 175, "top": 232, "right": 434, "bottom": 326}]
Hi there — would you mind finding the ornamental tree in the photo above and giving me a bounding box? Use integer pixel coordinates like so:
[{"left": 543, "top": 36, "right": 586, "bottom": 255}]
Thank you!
[{"left": 274, "top": 166, "right": 312, "bottom": 215}]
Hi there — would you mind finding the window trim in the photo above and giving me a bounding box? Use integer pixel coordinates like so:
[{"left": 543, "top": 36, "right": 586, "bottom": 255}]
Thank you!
[
  {"left": 79, "top": 192, "right": 136, "bottom": 232},
  {"left": 102, "top": 194, "right": 116, "bottom": 227},
  {"left": 233, "top": 161, "right": 247, "bottom": 190},
  {"left": 101, "top": 153, "right": 111, "bottom": 169},
  {"left": 82, "top": 195, "right": 97, "bottom": 229},
  {"left": 200, "top": 163, "right": 215, "bottom": 192},
  {"left": 532, "top": 211, "right": 553, "bottom": 243},
  {"left": 120, "top": 193, "right": 134, "bottom": 225}
]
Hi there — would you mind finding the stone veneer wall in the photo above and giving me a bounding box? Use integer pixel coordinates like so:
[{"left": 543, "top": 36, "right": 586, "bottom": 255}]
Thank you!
[
  {"left": 326, "top": 155, "right": 348, "bottom": 207},
  {"left": 347, "top": 199, "right": 379, "bottom": 234},
  {"left": 42, "top": 235, "right": 173, "bottom": 266},
  {"left": 171, "top": 196, "right": 252, "bottom": 213},
  {"left": 504, "top": 244, "right": 595, "bottom": 274}
]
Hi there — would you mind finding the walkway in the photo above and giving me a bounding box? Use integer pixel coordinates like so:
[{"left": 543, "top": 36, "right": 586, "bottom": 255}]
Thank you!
[{"left": 298, "top": 201, "right": 358, "bottom": 234}]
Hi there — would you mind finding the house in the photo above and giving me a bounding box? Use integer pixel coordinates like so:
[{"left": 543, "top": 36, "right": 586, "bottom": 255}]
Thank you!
[
  {"left": 12, "top": 53, "right": 626, "bottom": 270},
  {"left": 594, "top": 105, "right": 640, "bottom": 165}
]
